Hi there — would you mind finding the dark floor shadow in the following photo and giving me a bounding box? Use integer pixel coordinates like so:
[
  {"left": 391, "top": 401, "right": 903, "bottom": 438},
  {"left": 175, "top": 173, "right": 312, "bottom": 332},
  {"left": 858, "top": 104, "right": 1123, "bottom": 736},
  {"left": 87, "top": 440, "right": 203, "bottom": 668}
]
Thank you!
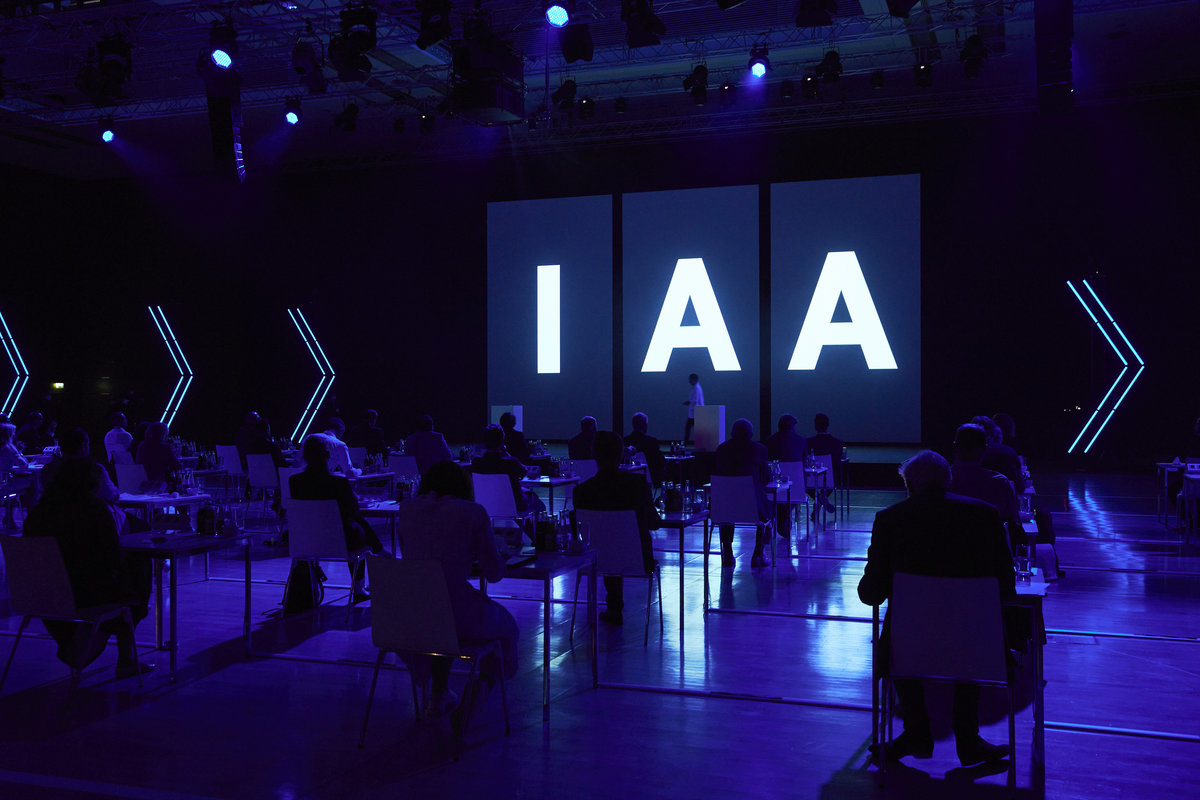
[{"left": 821, "top": 759, "right": 1040, "bottom": 799}]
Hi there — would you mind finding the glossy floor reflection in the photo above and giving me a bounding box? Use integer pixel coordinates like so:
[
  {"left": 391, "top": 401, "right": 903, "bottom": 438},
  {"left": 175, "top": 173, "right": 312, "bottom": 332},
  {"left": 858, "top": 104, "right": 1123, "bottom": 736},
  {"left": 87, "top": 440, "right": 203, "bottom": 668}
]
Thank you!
[{"left": 1, "top": 473, "right": 1197, "bottom": 799}]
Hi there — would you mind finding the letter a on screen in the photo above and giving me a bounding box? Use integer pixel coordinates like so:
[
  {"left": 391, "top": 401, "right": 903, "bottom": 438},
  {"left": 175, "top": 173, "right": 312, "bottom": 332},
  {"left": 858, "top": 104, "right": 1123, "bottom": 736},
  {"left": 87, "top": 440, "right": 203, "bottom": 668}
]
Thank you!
[
  {"left": 642, "top": 258, "right": 741, "bottom": 372},
  {"left": 788, "top": 251, "right": 897, "bottom": 370},
  {"left": 537, "top": 264, "right": 560, "bottom": 373}
]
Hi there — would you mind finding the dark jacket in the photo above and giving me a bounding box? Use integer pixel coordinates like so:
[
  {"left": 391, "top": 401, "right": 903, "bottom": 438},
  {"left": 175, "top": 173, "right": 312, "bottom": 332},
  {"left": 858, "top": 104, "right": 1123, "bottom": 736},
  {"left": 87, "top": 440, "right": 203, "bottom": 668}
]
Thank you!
[{"left": 573, "top": 467, "right": 662, "bottom": 572}]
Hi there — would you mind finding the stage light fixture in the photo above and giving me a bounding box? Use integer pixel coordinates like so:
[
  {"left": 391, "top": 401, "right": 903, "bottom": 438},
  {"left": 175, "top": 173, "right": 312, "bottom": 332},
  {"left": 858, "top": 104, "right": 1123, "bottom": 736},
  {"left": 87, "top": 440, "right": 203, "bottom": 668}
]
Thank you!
[
  {"left": 913, "top": 61, "right": 932, "bottom": 88},
  {"left": 960, "top": 34, "right": 988, "bottom": 79},
  {"left": 870, "top": 69, "right": 885, "bottom": 89},
  {"left": 801, "top": 71, "right": 818, "bottom": 98},
  {"left": 329, "top": 4, "right": 377, "bottom": 82},
  {"left": 577, "top": 96, "right": 595, "bottom": 120},
  {"left": 97, "top": 35, "right": 132, "bottom": 86},
  {"left": 284, "top": 97, "right": 302, "bottom": 125},
  {"left": 748, "top": 46, "right": 769, "bottom": 78},
  {"left": 623, "top": 0, "right": 666, "bottom": 48},
  {"left": 545, "top": 1, "right": 570, "bottom": 27},
  {"left": 780, "top": 79, "right": 794, "bottom": 99},
  {"left": 208, "top": 23, "right": 238, "bottom": 69},
  {"left": 794, "top": 0, "right": 836, "bottom": 27},
  {"left": 292, "top": 28, "right": 328, "bottom": 94},
  {"left": 683, "top": 64, "right": 708, "bottom": 106},
  {"left": 416, "top": 0, "right": 452, "bottom": 50},
  {"left": 333, "top": 102, "right": 359, "bottom": 131},
  {"left": 551, "top": 79, "right": 577, "bottom": 110},
  {"left": 559, "top": 23, "right": 594, "bottom": 63},
  {"left": 99, "top": 118, "right": 115, "bottom": 143},
  {"left": 816, "top": 50, "right": 841, "bottom": 83}
]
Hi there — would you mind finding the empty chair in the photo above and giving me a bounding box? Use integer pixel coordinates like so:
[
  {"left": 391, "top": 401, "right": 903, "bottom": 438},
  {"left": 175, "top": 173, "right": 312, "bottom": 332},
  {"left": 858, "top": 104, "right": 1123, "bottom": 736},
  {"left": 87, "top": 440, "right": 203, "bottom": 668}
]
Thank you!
[
  {"left": 288, "top": 499, "right": 370, "bottom": 620},
  {"left": 115, "top": 463, "right": 149, "bottom": 494},
  {"left": 215, "top": 444, "right": 245, "bottom": 497},
  {"left": 809, "top": 453, "right": 836, "bottom": 525},
  {"left": 876, "top": 573, "right": 1016, "bottom": 787},
  {"left": 0, "top": 536, "right": 143, "bottom": 694},
  {"left": 570, "top": 509, "right": 663, "bottom": 646},
  {"left": 358, "top": 557, "right": 509, "bottom": 753},
  {"left": 776, "top": 461, "right": 813, "bottom": 537},
  {"left": 472, "top": 473, "right": 535, "bottom": 533}
]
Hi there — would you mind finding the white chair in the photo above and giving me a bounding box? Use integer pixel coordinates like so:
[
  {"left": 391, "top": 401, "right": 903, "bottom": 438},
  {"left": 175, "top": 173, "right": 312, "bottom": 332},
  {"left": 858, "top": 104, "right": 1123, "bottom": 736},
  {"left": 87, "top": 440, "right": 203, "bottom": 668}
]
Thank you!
[
  {"left": 246, "top": 454, "right": 282, "bottom": 528},
  {"left": 0, "top": 536, "right": 143, "bottom": 694},
  {"left": 288, "top": 499, "right": 370, "bottom": 621},
  {"left": 472, "top": 473, "right": 535, "bottom": 532},
  {"left": 561, "top": 459, "right": 598, "bottom": 509},
  {"left": 809, "top": 453, "right": 836, "bottom": 525},
  {"left": 215, "top": 445, "right": 245, "bottom": 498},
  {"left": 776, "top": 461, "right": 813, "bottom": 537},
  {"left": 111, "top": 449, "right": 134, "bottom": 466},
  {"left": 115, "top": 463, "right": 149, "bottom": 494},
  {"left": 876, "top": 573, "right": 1015, "bottom": 787},
  {"left": 348, "top": 446, "right": 368, "bottom": 469},
  {"left": 358, "top": 557, "right": 509, "bottom": 754},
  {"left": 278, "top": 466, "right": 303, "bottom": 511},
  {"left": 388, "top": 455, "right": 419, "bottom": 477},
  {"left": 570, "top": 509, "right": 663, "bottom": 646},
  {"left": 706, "top": 474, "right": 775, "bottom": 570}
]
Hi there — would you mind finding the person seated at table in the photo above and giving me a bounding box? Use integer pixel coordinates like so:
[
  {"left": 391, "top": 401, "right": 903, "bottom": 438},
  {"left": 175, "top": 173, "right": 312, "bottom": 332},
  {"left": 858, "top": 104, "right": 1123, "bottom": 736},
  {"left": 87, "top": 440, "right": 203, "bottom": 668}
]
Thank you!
[
  {"left": 234, "top": 411, "right": 260, "bottom": 471},
  {"left": 23, "top": 458, "right": 154, "bottom": 678},
  {"left": 136, "top": 422, "right": 181, "bottom": 489},
  {"left": 807, "top": 413, "right": 843, "bottom": 515},
  {"left": 43, "top": 427, "right": 144, "bottom": 535},
  {"left": 498, "top": 412, "right": 532, "bottom": 465},
  {"left": 992, "top": 413, "right": 1021, "bottom": 459},
  {"left": 950, "top": 424, "right": 1020, "bottom": 552},
  {"left": 624, "top": 412, "right": 666, "bottom": 487},
  {"left": 305, "top": 417, "right": 354, "bottom": 475},
  {"left": 714, "top": 418, "right": 772, "bottom": 569},
  {"left": 472, "top": 424, "right": 542, "bottom": 516},
  {"left": 15, "top": 411, "right": 50, "bottom": 453},
  {"left": 974, "top": 415, "right": 1022, "bottom": 489},
  {"left": 765, "top": 414, "right": 809, "bottom": 463},
  {"left": 858, "top": 450, "right": 1014, "bottom": 767},
  {"left": 394, "top": 460, "right": 519, "bottom": 720},
  {"left": 289, "top": 437, "right": 385, "bottom": 602},
  {"left": 104, "top": 412, "right": 134, "bottom": 465},
  {"left": 347, "top": 409, "right": 389, "bottom": 456},
  {"left": 1, "top": 421, "right": 31, "bottom": 530},
  {"left": 567, "top": 416, "right": 597, "bottom": 460},
  {"left": 573, "top": 431, "right": 662, "bottom": 625},
  {"left": 403, "top": 414, "right": 453, "bottom": 474}
]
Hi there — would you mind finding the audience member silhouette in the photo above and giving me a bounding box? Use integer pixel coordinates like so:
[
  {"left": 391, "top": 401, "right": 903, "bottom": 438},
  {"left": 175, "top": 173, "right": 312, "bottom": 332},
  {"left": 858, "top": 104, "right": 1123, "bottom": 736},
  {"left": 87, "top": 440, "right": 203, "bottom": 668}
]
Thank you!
[
  {"left": 403, "top": 414, "right": 453, "bottom": 474},
  {"left": 567, "top": 416, "right": 597, "bottom": 460},
  {"left": 347, "top": 409, "right": 389, "bottom": 456},
  {"left": 498, "top": 412, "right": 531, "bottom": 464},
  {"left": 573, "top": 431, "right": 662, "bottom": 625},
  {"left": 974, "top": 415, "right": 1022, "bottom": 488},
  {"left": 104, "top": 412, "right": 134, "bottom": 464},
  {"left": 234, "top": 411, "right": 260, "bottom": 470},
  {"left": 858, "top": 450, "right": 1014, "bottom": 767},
  {"left": 394, "top": 460, "right": 519, "bottom": 721},
  {"left": 15, "top": 411, "right": 50, "bottom": 452},
  {"left": 135, "top": 422, "right": 181, "bottom": 487},
  {"left": 807, "top": 413, "right": 844, "bottom": 515},
  {"left": 472, "top": 424, "right": 536, "bottom": 513},
  {"left": 950, "top": 423, "right": 1021, "bottom": 551},
  {"left": 713, "top": 418, "right": 771, "bottom": 568},
  {"left": 1, "top": 422, "right": 30, "bottom": 529},
  {"left": 306, "top": 417, "right": 354, "bottom": 475},
  {"left": 765, "top": 414, "right": 810, "bottom": 463},
  {"left": 624, "top": 412, "right": 666, "bottom": 487},
  {"left": 682, "top": 373, "right": 704, "bottom": 444}
]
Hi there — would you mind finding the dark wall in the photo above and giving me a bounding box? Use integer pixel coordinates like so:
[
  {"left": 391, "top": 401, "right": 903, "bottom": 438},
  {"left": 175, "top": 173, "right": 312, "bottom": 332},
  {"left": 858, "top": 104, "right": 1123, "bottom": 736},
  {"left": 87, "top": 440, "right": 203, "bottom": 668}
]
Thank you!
[{"left": 2, "top": 95, "right": 1196, "bottom": 468}]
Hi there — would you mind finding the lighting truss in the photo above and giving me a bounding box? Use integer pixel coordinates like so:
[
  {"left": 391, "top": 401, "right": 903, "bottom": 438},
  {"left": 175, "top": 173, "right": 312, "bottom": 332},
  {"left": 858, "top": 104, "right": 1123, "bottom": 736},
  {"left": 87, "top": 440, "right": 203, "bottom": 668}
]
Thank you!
[
  {"left": 0, "top": 310, "right": 29, "bottom": 418},
  {"left": 148, "top": 305, "right": 194, "bottom": 427},
  {"left": 288, "top": 307, "right": 335, "bottom": 443},
  {"left": 1066, "top": 280, "right": 1144, "bottom": 454}
]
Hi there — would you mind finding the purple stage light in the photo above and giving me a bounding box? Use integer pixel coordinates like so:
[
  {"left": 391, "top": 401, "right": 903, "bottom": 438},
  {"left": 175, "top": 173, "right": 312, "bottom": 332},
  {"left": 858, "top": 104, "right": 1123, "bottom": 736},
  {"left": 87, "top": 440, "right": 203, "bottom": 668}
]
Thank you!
[
  {"left": 285, "top": 110, "right": 299, "bottom": 125},
  {"left": 211, "top": 48, "right": 233, "bottom": 69},
  {"left": 546, "top": 3, "right": 569, "bottom": 27},
  {"left": 101, "top": 128, "right": 115, "bottom": 143}
]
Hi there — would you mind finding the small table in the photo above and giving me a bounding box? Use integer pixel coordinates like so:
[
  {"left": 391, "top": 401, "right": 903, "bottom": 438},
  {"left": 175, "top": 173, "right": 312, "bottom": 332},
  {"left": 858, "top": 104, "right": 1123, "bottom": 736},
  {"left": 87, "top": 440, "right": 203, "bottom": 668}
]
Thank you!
[
  {"left": 1014, "top": 572, "right": 1049, "bottom": 766},
  {"left": 520, "top": 475, "right": 580, "bottom": 516},
  {"left": 360, "top": 500, "right": 402, "bottom": 552},
  {"left": 486, "top": 550, "right": 597, "bottom": 721},
  {"left": 118, "top": 492, "right": 213, "bottom": 523},
  {"left": 657, "top": 511, "right": 708, "bottom": 636},
  {"left": 120, "top": 530, "right": 252, "bottom": 682}
]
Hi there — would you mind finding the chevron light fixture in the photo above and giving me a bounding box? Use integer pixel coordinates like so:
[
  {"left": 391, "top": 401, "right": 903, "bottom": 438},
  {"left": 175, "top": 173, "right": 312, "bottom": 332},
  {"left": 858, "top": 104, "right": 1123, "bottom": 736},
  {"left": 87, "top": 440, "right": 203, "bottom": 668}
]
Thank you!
[
  {"left": 0, "top": 310, "right": 30, "bottom": 418},
  {"left": 288, "top": 308, "right": 335, "bottom": 443},
  {"left": 148, "top": 305, "right": 194, "bottom": 427},
  {"left": 1066, "top": 280, "right": 1145, "bottom": 454}
]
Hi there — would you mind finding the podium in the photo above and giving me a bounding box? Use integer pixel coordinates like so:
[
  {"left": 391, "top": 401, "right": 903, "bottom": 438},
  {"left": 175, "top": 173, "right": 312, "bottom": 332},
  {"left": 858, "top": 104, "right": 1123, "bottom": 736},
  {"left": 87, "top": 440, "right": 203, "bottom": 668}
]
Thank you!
[{"left": 693, "top": 405, "right": 725, "bottom": 452}]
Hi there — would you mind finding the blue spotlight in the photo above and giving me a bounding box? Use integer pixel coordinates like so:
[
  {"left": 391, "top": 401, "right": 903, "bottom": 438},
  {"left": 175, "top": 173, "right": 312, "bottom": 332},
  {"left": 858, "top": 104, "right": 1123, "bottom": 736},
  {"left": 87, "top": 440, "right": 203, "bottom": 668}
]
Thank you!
[
  {"left": 100, "top": 128, "right": 115, "bottom": 143},
  {"left": 748, "top": 46, "right": 769, "bottom": 78},
  {"left": 750, "top": 61, "right": 766, "bottom": 78},
  {"left": 285, "top": 111, "right": 299, "bottom": 125},
  {"left": 546, "top": 2, "right": 570, "bottom": 27},
  {"left": 284, "top": 98, "right": 302, "bottom": 126},
  {"left": 211, "top": 48, "right": 233, "bottom": 69}
]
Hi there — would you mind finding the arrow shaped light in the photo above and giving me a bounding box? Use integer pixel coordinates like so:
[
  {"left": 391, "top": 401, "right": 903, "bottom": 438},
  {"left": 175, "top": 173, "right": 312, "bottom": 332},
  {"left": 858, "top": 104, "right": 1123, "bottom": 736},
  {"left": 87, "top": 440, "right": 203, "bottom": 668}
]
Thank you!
[
  {"left": 288, "top": 308, "right": 335, "bottom": 443},
  {"left": 0, "top": 310, "right": 30, "bottom": 418},
  {"left": 148, "top": 306, "right": 193, "bottom": 427}
]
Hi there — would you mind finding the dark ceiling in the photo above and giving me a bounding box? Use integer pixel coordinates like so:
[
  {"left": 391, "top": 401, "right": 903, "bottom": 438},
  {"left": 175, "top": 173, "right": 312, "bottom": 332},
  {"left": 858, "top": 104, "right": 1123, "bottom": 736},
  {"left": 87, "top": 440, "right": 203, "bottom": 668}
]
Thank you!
[{"left": 0, "top": 0, "right": 1197, "bottom": 179}]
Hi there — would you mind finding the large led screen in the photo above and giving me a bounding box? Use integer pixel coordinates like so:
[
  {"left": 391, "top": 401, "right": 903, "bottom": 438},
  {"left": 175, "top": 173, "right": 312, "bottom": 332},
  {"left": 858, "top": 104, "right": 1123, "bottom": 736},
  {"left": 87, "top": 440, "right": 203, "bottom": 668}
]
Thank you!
[
  {"left": 770, "top": 175, "right": 920, "bottom": 442},
  {"left": 623, "top": 185, "right": 760, "bottom": 443},
  {"left": 487, "top": 195, "right": 613, "bottom": 440}
]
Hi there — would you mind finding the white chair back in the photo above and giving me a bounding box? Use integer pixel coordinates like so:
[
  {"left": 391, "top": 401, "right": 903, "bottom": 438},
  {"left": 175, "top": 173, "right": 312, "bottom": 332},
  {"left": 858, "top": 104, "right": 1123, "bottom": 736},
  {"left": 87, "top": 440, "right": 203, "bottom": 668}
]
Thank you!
[
  {"left": 576, "top": 509, "right": 646, "bottom": 577},
  {"left": 776, "top": 461, "right": 808, "bottom": 495},
  {"left": 472, "top": 473, "right": 519, "bottom": 518},
  {"left": 0, "top": 536, "right": 78, "bottom": 618},
  {"left": 368, "top": 557, "right": 462, "bottom": 656},
  {"left": 216, "top": 445, "right": 244, "bottom": 476},
  {"left": 111, "top": 449, "right": 134, "bottom": 466},
  {"left": 288, "top": 499, "right": 349, "bottom": 561},
  {"left": 889, "top": 573, "right": 1007, "bottom": 684},
  {"left": 389, "top": 455, "right": 420, "bottom": 478},
  {"left": 115, "top": 463, "right": 149, "bottom": 493},
  {"left": 709, "top": 475, "right": 760, "bottom": 525},
  {"left": 279, "top": 467, "right": 304, "bottom": 507},
  {"left": 246, "top": 454, "right": 279, "bottom": 490},
  {"left": 348, "top": 446, "right": 368, "bottom": 468}
]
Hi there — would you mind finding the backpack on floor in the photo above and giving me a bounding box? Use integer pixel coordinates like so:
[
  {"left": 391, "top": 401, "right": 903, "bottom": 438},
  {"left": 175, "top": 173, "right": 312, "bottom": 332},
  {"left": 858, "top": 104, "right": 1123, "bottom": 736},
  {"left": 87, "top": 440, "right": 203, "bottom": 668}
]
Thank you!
[{"left": 282, "top": 560, "right": 326, "bottom": 613}]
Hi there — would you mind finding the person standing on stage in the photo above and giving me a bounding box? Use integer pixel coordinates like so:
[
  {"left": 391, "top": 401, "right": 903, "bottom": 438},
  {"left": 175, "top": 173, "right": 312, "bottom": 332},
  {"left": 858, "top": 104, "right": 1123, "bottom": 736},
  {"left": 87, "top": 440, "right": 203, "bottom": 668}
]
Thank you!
[{"left": 682, "top": 373, "right": 704, "bottom": 445}]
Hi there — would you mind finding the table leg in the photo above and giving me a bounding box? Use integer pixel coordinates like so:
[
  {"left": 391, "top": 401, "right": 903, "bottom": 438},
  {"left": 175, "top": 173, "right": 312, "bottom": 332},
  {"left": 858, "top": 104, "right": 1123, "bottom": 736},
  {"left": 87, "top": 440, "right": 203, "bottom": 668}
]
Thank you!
[
  {"left": 1033, "top": 624, "right": 1045, "bottom": 765},
  {"left": 702, "top": 519, "right": 710, "bottom": 612},
  {"left": 542, "top": 574, "right": 551, "bottom": 721},
  {"left": 678, "top": 525, "right": 685, "bottom": 635},
  {"left": 153, "top": 558, "right": 164, "bottom": 650},
  {"left": 169, "top": 555, "right": 178, "bottom": 682},
  {"left": 243, "top": 540, "right": 252, "bottom": 656},
  {"left": 590, "top": 562, "right": 598, "bottom": 689}
]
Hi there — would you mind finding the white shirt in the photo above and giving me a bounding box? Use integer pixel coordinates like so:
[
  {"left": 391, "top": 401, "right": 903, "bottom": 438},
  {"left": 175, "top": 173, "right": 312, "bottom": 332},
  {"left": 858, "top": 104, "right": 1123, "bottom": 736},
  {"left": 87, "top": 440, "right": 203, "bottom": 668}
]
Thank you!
[
  {"left": 103, "top": 427, "right": 133, "bottom": 463},
  {"left": 688, "top": 383, "right": 704, "bottom": 419},
  {"left": 306, "top": 431, "right": 355, "bottom": 475}
]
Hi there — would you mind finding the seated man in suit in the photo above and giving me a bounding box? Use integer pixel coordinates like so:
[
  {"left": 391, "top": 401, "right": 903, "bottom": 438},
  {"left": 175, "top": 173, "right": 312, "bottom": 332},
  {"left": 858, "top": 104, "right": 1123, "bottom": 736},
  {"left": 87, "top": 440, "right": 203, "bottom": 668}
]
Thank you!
[
  {"left": 950, "top": 423, "right": 1021, "bottom": 552},
  {"left": 573, "top": 431, "right": 662, "bottom": 625},
  {"left": 289, "top": 436, "right": 385, "bottom": 602},
  {"left": 764, "top": 414, "right": 808, "bottom": 533},
  {"left": 624, "top": 412, "right": 666, "bottom": 487},
  {"left": 713, "top": 418, "right": 772, "bottom": 569},
  {"left": 471, "top": 424, "right": 541, "bottom": 515},
  {"left": 403, "top": 414, "right": 453, "bottom": 474},
  {"left": 974, "top": 415, "right": 1023, "bottom": 489},
  {"left": 499, "top": 412, "right": 532, "bottom": 465},
  {"left": 346, "top": 409, "right": 389, "bottom": 456},
  {"left": 858, "top": 450, "right": 1015, "bottom": 767},
  {"left": 567, "top": 416, "right": 597, "bottom": 460},
  {"left": 807, "top": 412, "right": 843, "bottom": 515}
]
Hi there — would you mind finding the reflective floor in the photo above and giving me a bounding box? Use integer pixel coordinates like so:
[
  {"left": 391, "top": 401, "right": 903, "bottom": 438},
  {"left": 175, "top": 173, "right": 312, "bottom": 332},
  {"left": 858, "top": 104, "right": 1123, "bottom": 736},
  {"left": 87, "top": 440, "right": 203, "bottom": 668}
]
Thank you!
[{"left": 1, "top": 473, "right": 1197, "bottom": 799}]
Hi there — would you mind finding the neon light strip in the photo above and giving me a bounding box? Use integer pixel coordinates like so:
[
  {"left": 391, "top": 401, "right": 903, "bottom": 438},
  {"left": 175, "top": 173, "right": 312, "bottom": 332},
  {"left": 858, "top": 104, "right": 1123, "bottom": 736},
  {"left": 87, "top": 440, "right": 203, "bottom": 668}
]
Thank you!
[
  {"left": 1083, "top": 280, "right": 1143, "bottom": 365},
  {"left": 288, "top": 308, "right": 335, "bottom": 443},
  {"left": 0, "top": 334, "right": 17, "bottom": 414},
  {"left": 1067, "top": 366, "right": 1127, "bottom": 454},
  {"left": 159, "top": 306, "right": 194, "bottom": 374},
  {"left": 148, "top": 306, "right": 193, "bottom": 426},
  {"left": 0, "top": 310, "right": 30, "bottom": 416}
]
